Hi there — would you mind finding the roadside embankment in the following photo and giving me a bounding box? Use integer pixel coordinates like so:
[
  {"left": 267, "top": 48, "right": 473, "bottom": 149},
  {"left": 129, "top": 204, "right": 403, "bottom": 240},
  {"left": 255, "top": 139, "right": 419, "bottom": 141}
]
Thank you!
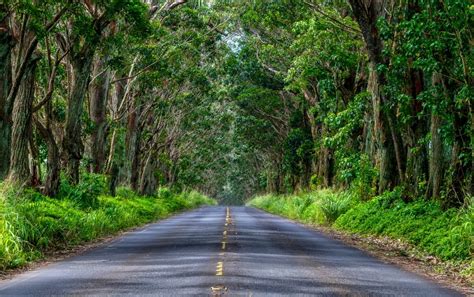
[{"left": 0, "top": 174, "right": 216, "bottom": 271}]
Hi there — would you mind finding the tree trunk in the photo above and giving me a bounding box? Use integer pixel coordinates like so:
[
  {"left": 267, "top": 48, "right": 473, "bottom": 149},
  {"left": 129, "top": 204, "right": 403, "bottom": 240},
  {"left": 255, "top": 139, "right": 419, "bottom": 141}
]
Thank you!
[
  {"left": 449, "top": 109, "right": 470, "bottom": 208},
  {"left": 8, "top": 55, "right": 39, "bottom": 185},
  {"left": 29, "top": 135, "right": 40, "bottom": 186},
  {"left": 139, "top": 151, "right": 157, "bottom": 196},
  {"left": 63, "top": 50, "right": 94, "bottom": 184},
  {"left": 348, "top": 0, "right": 400, "bottom": 192},
  {"left": 405, "top": 68, "right": 428, "bottom": 198},
  {"left": 89, "top": 56, "right": 111, "bottom": 173},
  {"left": 126, "top": 95, "right": 142, "bottom": 191},
  {"left": 427, "top": 112, "right": 443, "bottom": 200},
  {"left": 368, "top": 66, "right": 397, "bottom": 192},
  {"left": 318, "top": 147, "right": 333, "bottom": 188},
  {"left": 34, "top": 117, "right": 60, "bottom": 197},
  {"left": 302, "top": 89, "right": 319, "bottom": 175},
  {"left": 109, "top": 163, "right": 119, "bottom": 197},
  {"left": 316, "top": 125, "right": 333, "bottom": 188},
  {"left": 0, "top": 21, "right": 14, "bottom": 179}
]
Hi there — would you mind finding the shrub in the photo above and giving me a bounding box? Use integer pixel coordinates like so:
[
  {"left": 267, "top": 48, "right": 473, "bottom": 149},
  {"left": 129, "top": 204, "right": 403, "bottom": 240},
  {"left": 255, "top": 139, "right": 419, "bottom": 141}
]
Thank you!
[
  {"left": 319, "top": 192, "right": 353, "bottom": 223},
  {"left": 58, "top": 173, "right": 107, "bottom": 208},
  {"left": 157, "top": 187, "right": 173, "bottom": 200}
]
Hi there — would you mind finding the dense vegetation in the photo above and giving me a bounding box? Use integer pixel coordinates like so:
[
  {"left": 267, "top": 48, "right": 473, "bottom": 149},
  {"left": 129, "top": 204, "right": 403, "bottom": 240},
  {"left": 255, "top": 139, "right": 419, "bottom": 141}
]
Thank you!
[
  {"left": 0, "top": 0, "right": 472, "bottom": 203},
  {"left": 0, "top": 0, "right": 472, "bottom": 276}
]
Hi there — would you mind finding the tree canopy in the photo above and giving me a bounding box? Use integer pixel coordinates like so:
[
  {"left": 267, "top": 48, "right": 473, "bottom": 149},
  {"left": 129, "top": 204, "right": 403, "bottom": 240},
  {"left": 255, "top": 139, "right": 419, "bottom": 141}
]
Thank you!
[{"left": 0, "top": 0, "right": 472, "bottom": 206}]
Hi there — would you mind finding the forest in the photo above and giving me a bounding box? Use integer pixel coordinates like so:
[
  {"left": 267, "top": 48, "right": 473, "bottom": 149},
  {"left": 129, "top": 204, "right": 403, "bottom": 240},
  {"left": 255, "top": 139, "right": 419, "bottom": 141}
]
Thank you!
[{"left": 0, "top": 0, "right": 472, "bottom": 280}]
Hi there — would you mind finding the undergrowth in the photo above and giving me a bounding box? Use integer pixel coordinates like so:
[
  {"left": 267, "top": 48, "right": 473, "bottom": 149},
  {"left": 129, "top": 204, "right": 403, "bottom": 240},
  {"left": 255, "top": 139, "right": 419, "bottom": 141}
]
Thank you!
[
  {"left": 248, "top": 188, "right": 472, "bottom": 262},
  {"left": 335, "top": 189, "right": 473, "bottom": 261},
  {"left": 0, "top": 174, "right": 216, "bottom": 270},
  {"left": 248, "top": 189, "right": 355, "bottom": 225}
]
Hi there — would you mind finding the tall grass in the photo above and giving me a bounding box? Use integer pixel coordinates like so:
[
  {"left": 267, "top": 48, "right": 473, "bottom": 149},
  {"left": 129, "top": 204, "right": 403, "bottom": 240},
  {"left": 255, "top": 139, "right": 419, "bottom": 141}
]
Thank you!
[
  {"left": 248, "top": 189, "right": 472, "bottom": 262},
  {"left": 0, "top": 177, "right": 216, "bottom": 270},
  {"left": 248, "top": 189, "right": 354, "bottom": 225},
  {"left": 319, "top": 193, "right": 353, "bottom": 223},
  {"left": 335, "top": 190, "right": 473, "bottom": 261}
]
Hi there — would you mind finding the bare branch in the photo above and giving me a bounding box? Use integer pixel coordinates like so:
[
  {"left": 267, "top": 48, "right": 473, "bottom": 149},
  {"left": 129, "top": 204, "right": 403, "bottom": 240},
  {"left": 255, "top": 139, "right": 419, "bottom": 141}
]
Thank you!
[{"left": 166, "top": 0, "right": 188, "bottom": 11}]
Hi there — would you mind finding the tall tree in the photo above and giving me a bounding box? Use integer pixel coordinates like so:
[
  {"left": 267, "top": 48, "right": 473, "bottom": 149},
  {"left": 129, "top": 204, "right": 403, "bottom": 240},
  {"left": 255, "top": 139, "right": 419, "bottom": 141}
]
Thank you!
[{"left": 0, "top": 7, "right": 14, "bottom": 179}]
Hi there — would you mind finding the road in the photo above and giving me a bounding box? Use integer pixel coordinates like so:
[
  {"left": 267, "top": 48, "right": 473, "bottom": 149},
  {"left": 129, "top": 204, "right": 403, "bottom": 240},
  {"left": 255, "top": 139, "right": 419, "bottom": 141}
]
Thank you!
[{"left": 0, "top": 207, "right": 462, "bottom": 296}]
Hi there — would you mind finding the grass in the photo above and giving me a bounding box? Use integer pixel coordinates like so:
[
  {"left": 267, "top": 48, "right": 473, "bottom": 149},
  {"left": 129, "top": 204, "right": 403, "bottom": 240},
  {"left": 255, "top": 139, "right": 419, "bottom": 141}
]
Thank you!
[
  {"left": 248, "top": 188, "right": 473, "bottom": 262},
  {"left": 334, "top": 189, "right": 473, "bottom": 261},
  {"left": 248, "top": 189, "right": 355, "bottom": 225},
  {"left": 0, "top": 174, "right": 216, "bottom": 270}
]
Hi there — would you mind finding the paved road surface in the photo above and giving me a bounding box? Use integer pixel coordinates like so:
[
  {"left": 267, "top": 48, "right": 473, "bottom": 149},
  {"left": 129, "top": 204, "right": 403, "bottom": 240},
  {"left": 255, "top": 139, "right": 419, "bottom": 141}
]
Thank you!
[{"left": 0, "top": 207, "right": 462, "bottom": 296}]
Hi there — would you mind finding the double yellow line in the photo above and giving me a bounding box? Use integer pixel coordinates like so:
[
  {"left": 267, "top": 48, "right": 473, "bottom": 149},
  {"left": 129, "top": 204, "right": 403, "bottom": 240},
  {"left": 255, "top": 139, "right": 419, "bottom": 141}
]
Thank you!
[
  {"left": 216, "top": 207, "right": 231, "bottom": 276},
  {"left": 211, "top": 207, "right": 232, "bottom": 295}
]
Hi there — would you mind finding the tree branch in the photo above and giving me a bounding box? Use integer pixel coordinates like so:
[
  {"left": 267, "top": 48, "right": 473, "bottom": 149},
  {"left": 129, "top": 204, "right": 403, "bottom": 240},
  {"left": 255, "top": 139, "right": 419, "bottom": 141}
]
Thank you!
[
  {"left": 6, "top": 5, "right": 68, "bottom": 113},
  {"left": 166, "top": 0, "right": 188, "bottom": 11},
  {"left": 32, "top": 48, "right": 70, "bottom": 113},
  {"left": 303, "top": 0, "right": 361, "bottom": 35}
]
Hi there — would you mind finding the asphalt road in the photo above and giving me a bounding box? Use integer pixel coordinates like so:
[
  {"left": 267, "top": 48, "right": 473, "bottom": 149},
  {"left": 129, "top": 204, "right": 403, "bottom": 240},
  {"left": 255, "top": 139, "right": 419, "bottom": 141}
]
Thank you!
[{"left": 0, "top": 206, "right": 462, "bottom": 296}]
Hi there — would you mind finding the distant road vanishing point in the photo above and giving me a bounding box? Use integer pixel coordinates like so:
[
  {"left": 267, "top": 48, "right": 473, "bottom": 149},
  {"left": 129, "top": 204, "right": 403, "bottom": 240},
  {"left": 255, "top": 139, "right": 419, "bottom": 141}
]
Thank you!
[{"left": 0, "top": 207, "right": 462, "bottom": 296}]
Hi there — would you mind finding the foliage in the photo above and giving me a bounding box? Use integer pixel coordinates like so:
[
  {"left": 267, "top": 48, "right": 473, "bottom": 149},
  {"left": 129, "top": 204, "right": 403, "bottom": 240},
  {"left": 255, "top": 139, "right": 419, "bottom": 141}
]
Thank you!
[
  {"left": 0, "top": 181, "right": 215, "bottom": 270},
  {"left": 248, "top": 189, "right": 355, "bottom": 225},
  {"left": 58, "top": 173, "right": 107, "bottom": 209},
  {"left": 335, "top": 190, "right": 473, "bottom": 261},
  {"left": 319, "top": 193, "right": 354, "bottom": 223}
]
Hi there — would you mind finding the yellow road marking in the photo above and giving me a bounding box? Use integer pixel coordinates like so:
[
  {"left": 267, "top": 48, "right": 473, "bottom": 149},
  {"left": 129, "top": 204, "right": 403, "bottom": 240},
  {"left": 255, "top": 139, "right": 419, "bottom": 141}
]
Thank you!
[
  {"left": 216, "top": 261, "right": 224, "bottom": 276},
  {"left": 212, "top": 208, "right": 232, "bottom": 291},
  {"left": 211, "top": 285, "right": 227, "bottom": 292}
]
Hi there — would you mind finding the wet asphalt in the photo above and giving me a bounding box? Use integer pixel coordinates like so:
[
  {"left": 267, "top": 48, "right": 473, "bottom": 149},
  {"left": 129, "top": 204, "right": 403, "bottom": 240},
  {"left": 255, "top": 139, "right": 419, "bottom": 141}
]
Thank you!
[{"left": 0, "top": 206, "right": 462, "bottom": 296}]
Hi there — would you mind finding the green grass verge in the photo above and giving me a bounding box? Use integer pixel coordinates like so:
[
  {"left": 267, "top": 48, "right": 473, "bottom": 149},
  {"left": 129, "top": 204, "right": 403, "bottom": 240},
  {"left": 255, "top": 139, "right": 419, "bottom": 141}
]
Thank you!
[
  {"left": 0, "top": 174, "right": 216, "bottom": 270},
  {"left": 248, "top": 189, "right": 473, "bottom": 262}
]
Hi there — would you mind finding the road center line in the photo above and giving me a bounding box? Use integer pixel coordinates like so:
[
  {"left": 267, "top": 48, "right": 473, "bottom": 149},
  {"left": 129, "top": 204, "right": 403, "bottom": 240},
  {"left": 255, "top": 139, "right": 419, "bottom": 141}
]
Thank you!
[{"left": 211, "top": 207, "right": 232, "bottom": 294}]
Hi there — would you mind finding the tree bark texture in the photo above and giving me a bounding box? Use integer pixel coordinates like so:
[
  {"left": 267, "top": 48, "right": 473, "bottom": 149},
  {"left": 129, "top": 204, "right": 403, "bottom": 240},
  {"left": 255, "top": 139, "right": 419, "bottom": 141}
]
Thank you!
[
  {"left": 89, "top": 56, "right": 111, "bottom": 173},
  {"left": 348, "top": 0, "right": 401, "bottom": 192},
  {"left": 405, "top": 68, "right": 428, "bottom": 198},
  {"left": 126, "top": 95, "right": 142, "bottom": 191},
  {"left": 317, "top": 126, "right": 333, "bottom": 188},
  {"left": 427, "top": 112, "right": 443, "bottom": 201},
  {"left": 0, "top": 22, "right": 14, "bottom": 179},
  {"left": 139, "top": 151, "right": 157, "bottom": 196},
  {"left": 367, "top": 65, "right": 397, "bottom": 192},
  {"left": 8, "top": 55, "right": 39, "bottom": 185},
  {"left": 449, "top": 107, "right": 470, "bottom": 207},
  {"left": 63, "top": 49, "right": 94, "bottom": 184},
  {"left": 34, "top": 117, "right": 60, "bottom": 197}
]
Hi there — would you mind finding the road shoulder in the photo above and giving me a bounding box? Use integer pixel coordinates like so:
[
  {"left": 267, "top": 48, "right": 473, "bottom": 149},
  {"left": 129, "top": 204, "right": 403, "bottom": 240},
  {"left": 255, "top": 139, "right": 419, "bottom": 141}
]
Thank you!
[
  {"left": 251, "top": 207, "right": 473, "bottom": 296},
  {"left": 0, "top": 207, "right": 206, "bottom": 282}
]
